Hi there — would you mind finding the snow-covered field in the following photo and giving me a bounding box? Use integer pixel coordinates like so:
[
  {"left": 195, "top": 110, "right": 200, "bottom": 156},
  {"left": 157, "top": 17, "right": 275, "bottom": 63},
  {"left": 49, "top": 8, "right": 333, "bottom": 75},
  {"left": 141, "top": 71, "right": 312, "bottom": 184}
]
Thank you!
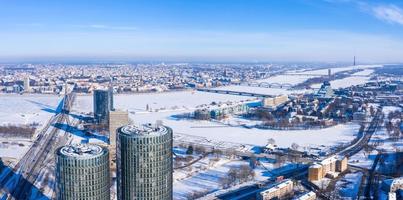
[
  {"left": 74, "top": 91, "right": 360, "bottom": 148},
  {"left": 73, "top": 91, "right": 251, "bottom": 113},
  {"left": 173, "top": 148, "right": 272, "bottom": 200},
  {"left": 0, "top": 94, "right": 61, "bottom": 126},
  {"left": 0, "top": 138, "right": 32, "bottom": 161}
]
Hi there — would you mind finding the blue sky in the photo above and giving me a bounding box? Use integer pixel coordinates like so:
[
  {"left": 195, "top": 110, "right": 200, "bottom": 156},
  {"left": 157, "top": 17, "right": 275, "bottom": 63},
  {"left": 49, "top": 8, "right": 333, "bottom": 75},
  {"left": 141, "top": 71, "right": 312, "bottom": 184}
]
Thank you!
[{"left": 1, "top": 0, "right": 403, "bottom": 62}]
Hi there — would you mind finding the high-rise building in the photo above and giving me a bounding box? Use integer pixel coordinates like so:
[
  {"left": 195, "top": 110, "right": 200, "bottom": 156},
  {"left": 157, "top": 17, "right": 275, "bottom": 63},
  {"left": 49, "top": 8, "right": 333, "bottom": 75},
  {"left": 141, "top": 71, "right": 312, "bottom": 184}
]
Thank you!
[
  {"left": 117, "top": 124, "right": 173, "bottom": 200},
  {"left": 24, "top": 76, "right": 30, "bottom": 92},
  {"left": 93, "top": 89, "right": 113, "bottom": 124},
  {"left": 108, "top": 86, "right": 114, "bottom": 111},
  {"left": 55, "top": 144, "right": 110, "bottom": 200},
  {"left": 108, "top": 110, "right": 129, "bottom": 171}
]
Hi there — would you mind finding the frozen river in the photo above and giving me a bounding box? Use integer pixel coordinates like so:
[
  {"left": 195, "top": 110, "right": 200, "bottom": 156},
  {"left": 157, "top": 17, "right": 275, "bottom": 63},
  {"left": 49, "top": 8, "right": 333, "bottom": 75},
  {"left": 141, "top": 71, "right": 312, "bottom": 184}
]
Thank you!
[{"left": 0, "top": 64, "right": 381, "bottom": 149}]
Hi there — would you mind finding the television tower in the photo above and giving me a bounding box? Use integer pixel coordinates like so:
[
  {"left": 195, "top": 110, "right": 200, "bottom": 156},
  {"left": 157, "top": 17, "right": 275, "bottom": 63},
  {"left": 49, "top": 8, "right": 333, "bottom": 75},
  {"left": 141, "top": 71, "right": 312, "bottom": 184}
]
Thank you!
[{"left": 353, "top": 56, "right": 356, "bottom": 66}]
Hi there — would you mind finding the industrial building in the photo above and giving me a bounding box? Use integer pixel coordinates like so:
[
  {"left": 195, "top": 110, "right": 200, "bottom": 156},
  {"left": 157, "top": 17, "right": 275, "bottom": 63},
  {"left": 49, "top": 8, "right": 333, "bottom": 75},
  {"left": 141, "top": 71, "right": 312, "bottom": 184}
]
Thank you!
[
  {"left": 257, "top": 179, "right": 294, "bottom": 200},
  {"left": 117, "top": 124, "right": 173, "bottom": 200},
  {"left": 55, "top": 144, "right": 110, "bottom": 200},
  {"left": 93, "top": 89, "right": 113, "bottom": 124}
]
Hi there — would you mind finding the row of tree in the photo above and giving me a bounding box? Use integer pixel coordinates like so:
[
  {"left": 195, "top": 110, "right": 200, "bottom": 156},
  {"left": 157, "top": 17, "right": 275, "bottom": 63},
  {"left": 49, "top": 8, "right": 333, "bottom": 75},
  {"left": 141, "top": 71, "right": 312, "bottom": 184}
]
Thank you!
[
  {"left": 219, "top": 165, "right": 255, "bottom": 189},
  {"left": 0, "top": 125, "right": 36, "bottom": 138}
]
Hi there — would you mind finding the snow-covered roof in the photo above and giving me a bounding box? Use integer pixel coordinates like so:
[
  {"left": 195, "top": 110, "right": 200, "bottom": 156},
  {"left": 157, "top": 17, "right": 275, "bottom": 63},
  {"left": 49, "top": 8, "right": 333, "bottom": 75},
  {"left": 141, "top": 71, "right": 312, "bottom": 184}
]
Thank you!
[
  {"left": 261, "top": 179, "right": 293, "bottom": 195},
  {"left": 321, "top": 155, "right": 337, "bottom": 165},
  {"left": 294, "top": 191, "right": 316, "bottom": 200},
  {"left": 59, "top": 143, "right": 103, "bottom": 158},
  {"left": 310, "top": 164, "right": 322, "bottom": 169},
  {"left": 120, "top": 124, "right": 170, "bottom": 137}
]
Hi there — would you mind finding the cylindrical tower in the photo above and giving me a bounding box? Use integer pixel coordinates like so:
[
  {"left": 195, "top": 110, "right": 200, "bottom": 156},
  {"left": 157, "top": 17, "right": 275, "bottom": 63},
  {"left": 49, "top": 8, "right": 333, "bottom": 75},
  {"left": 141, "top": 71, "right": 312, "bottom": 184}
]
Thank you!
[
  {"left": 117, "top": 124, "right": 173, "bottom": 200},
  {"left": 56, "top": 144, "right": 110, "bottom": 200}
]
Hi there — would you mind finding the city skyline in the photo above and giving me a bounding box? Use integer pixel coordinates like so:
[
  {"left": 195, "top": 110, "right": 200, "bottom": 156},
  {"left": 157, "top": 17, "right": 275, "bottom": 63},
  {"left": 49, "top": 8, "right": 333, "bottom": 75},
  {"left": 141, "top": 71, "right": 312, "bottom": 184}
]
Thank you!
[{"left": 1, "top": 0, "right": 403, "bottom": 62}]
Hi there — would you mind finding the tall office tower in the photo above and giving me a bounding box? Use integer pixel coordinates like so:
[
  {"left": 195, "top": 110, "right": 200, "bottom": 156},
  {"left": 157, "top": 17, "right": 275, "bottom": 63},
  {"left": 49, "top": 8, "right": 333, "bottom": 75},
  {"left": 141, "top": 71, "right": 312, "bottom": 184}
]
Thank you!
[
  {"left": 55, "top": 144, "right": 110, "bottom": 200},
  {"left": 24, "top": 76, "right": 30, "bottom": 92},
  {"left": 117, "top": 124, "right": 173, "bottom": 200},
  {"left": 108, "top": 110, "right": 129, "bottom": 171},
  {"left": 93, "top": 89, "right": 113, "bottom": 124},
  {"left": 108, "top": 86, "right": 114, "bottom": 111}
]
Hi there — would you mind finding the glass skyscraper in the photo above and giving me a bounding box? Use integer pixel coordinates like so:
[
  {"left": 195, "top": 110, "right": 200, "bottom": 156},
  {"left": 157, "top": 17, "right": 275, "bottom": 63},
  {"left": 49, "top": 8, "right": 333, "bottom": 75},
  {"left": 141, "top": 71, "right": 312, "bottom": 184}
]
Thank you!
[
  {"left": 93, "top": 89, "right": 113, "bottom": 124},
  {"left": 117, "top": 124, "right": 173, "bottom": 200},
  {"left": 55, "top": 144, "right": 110, "bottom": 200}
]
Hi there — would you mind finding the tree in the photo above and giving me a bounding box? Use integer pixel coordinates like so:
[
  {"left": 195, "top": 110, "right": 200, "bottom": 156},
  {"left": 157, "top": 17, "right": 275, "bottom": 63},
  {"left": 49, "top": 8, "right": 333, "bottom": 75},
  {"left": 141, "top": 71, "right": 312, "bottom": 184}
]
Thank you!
[
  {"left": 239, "top": 165, "right": 255, "bottom": 182},
  {"left": 186, "top": 145, "right": 194, "bottom": 155},
  {"left": 267, "top": 138, "right": 276, "bottom": 145},
  {"left": 370, "top": 106, "right": 375, "bottom": 117},
  {"left": 194, "top": 145, "right": 207, "bottom": 154},
  {"left": 249, "top": 155, "right": 257, "bottom": 169},
  {"left": 291, "top": 143, "right": 300, "bottom": 151}
]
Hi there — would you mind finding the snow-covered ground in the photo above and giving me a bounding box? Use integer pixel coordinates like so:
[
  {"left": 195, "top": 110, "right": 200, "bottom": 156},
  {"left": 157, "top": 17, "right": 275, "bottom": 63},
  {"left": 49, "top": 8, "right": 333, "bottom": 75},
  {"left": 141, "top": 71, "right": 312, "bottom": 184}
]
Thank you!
[
  {"left": 73, "top": 91, "right": 251, "bottom": 113},
  {"left": 0, "top": 94, "right": 61, "bottom": 126},
  {"left": 336, "top": 172, "right": 363, "bottom": 199},
  {"left": 0, "top": 94, "right": 62, "bottom": 163},
  {"left": 173, "top": 151, "right": 272, "bottom": 200},
  {"left": 349, "top": 106, "right": 402, "bottom": 169},
  {"left": 0, "top": 138, "right": 32, "bottom": 162},
  {"left": 382, "top": 106, "right": 401, "bottom": 116},
  {"left": 75, "top": 92, "right": 360, "bottom": 148}
]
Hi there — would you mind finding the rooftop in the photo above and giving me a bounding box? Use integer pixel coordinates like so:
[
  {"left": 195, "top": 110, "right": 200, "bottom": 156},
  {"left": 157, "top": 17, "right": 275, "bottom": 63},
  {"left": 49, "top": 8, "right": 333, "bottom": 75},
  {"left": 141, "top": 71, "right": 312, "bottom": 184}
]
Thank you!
[
  {"left": 120, "top": 124, "right": 170, "bottom": 137},
  {"left": 261, "top": 179, "right": 293, "bottom": 194},
  {"left": 59, "top": 143, "right": 104, "bottom": 158}
]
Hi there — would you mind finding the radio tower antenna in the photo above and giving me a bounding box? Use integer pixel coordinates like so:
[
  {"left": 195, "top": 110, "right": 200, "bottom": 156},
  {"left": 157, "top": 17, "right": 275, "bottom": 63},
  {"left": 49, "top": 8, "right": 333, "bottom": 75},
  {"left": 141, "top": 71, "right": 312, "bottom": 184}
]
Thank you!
[{"left": 353, "top": 56, "right": 356, "bottom": 66}]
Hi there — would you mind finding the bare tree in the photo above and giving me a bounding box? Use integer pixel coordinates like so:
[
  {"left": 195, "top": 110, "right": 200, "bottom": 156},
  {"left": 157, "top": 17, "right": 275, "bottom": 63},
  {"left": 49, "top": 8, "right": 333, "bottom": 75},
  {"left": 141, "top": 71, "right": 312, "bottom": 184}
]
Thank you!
[
  {"left": 267, "top": 138, "right": 276, "bottom": 145},
  {"left": 291, "top": 143, "right": 300, "bottom": 151}
]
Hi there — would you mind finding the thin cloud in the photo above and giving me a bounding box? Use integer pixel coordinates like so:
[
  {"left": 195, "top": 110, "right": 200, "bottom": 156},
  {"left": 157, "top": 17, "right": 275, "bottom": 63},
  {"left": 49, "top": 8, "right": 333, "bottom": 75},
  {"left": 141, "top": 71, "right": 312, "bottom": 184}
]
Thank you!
[
  {"left": 324, "top": 0, "right": 403, "bottom": 26},
  {"left": 88, "top": 24, "right": 137, "bottom": 30},
  {"left": 372, "top": 5, "right": 403, "bottom": 25}
]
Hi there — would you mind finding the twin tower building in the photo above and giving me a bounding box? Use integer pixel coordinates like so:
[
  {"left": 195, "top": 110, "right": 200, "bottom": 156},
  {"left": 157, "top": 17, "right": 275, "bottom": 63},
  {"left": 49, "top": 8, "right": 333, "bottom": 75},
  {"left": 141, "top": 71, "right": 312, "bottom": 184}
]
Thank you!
[{"left": 55, "top": 123, "right": 173, "bottom": 200}]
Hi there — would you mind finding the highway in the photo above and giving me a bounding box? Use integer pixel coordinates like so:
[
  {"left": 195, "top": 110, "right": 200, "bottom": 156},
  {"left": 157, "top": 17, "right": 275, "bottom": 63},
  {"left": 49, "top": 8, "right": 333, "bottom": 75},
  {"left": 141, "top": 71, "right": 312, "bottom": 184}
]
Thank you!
[{"left": 0, "top": 92, "right": 75, "bottom": 200}]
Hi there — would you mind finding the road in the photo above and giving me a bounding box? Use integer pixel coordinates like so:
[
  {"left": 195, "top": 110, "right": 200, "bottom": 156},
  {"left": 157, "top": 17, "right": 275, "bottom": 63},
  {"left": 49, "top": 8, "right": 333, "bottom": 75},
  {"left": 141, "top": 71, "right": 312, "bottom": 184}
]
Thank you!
[
  {"left": 216, "top": 165, "right": 308, "bottom": 200},
  {"left": 338, "top": 110, "right": 382, "bottom": 158},
  {"left": 0, "top": 92, "right": 75, "bottom": 200},
  {"left": 215, "top": 110, "right": 383, "bottom": 200}
]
